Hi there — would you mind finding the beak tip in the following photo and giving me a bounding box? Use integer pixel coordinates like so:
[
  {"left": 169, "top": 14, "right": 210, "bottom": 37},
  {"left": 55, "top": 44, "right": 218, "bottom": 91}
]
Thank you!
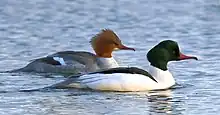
[
  {"left": 179, "top": 53, "right": 198, "bottom": 61},
  {"left": 194, "top": 57, "right": 198, "bottom": 60},
  {"left": 119, "top": 45, "right": 135, "bottom": 51}
]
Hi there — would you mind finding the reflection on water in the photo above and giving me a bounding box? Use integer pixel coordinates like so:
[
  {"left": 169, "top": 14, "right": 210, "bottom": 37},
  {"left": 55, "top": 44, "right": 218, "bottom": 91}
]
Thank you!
[{"left": 147, "top": 90, "right": 183, "bottom": 115}]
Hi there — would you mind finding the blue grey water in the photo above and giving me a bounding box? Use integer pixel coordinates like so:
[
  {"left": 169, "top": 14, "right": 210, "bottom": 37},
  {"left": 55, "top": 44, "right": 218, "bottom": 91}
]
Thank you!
[{"left": 0, "top": 0, "right": 219, "bottom": 114}]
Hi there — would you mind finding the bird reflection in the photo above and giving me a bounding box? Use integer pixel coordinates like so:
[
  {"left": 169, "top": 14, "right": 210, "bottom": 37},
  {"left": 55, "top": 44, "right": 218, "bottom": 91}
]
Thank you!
[{"left": 147, "top": 90, "right": 183, "bottom": 115}]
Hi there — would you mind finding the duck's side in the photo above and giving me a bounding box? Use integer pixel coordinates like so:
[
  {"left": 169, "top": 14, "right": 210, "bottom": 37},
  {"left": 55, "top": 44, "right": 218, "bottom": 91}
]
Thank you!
[
  {"left": 11, "top": 51, "right": 98, "bottom": 74},
  {"left": 9, "top": 29, "right": 135, "bottom": 74},
  {"left": 52, "top": 66, "right": 175, "bottom": 91}
]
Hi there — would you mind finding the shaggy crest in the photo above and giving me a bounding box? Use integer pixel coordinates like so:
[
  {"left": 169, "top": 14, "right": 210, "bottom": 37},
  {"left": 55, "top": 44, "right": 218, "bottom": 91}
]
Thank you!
[{"left": 90, "top": 29, "right": 119, "bottom": 49}]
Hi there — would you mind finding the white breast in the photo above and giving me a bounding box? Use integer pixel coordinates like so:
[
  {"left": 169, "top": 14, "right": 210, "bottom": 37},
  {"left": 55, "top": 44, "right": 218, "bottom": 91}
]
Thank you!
[
  {"left": 148, "top": 65, "right": 175, "bottom": 88},
  {"left": 96, "top": 57, "right": 119, "bottom": 69}
]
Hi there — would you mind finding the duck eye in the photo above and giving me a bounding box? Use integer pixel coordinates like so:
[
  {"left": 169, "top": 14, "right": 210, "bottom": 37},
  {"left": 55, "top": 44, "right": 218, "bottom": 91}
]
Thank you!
[
  {"left": 113, "top": 41, "right": 119, "bottom": 45},
  {"left": 172, "top": 49, "right": 179, "bottom": 56}
]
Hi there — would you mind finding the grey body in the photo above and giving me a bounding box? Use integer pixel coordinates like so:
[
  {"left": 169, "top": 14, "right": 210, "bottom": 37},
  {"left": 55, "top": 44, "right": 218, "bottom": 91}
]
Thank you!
[{"left": 11, "top": 51, "right": 102, "bottom": 74}]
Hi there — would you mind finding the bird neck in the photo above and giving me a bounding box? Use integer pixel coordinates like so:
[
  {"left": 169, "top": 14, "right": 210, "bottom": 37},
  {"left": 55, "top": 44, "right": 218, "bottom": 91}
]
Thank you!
[{"left": 96, "top": 57, "right": 119, "bottom": 69}]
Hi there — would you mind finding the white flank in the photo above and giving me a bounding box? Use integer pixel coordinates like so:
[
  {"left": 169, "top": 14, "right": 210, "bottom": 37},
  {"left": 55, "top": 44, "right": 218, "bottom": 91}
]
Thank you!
[{"left": 55, "top": 65, "right": 176, "bottom": 91}]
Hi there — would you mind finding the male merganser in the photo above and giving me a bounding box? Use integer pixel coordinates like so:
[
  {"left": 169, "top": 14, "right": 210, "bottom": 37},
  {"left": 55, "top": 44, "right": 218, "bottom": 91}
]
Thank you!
[
  {"left": 11, "top": 29, "right": 135, "bottom": 74},
  {"left": 50, "top": 40, "right": 198, "bottom": 91}
]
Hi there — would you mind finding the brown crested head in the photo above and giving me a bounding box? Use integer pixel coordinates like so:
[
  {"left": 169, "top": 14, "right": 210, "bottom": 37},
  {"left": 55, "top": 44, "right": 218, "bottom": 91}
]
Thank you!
[{"left": 90, "top": 29, "right": 135, "bottom": 58}]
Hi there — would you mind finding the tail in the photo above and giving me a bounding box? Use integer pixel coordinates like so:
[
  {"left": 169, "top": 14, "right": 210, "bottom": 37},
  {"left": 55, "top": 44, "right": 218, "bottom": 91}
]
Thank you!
[
  {"left": 50, "top": 77, "right": 80, "bottom": 88},
  {"left": 19, "top": 86, "right": 56, "bottom": 92},
  {"left": 19, "top": 79, "right": 80, "bottom": 92},
  {"left": 19, "top": 77, "right": 81, "bottom": 93},
  {"left": 0, "top": 68, "right": 25, "bottom": 73}
]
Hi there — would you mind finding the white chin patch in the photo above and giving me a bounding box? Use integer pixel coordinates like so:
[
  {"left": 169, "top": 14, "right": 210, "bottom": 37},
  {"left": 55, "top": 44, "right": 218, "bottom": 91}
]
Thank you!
[
  {"left": 53, "top": 57, "right": 66, "bottom": 65},
  {"left": 113, "top": 48, "right": 119, "bottom": 51}
]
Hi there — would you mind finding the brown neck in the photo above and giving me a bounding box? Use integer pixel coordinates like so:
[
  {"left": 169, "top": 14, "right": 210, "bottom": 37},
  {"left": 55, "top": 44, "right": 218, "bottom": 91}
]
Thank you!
[{"left": 95, "top": 51, "right": 113, "bottom": 58}]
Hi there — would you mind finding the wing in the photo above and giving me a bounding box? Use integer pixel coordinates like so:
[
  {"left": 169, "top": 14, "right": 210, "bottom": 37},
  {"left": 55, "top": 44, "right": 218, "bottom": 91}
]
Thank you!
[
  {"left": 29, "top": 51, "right": 98, "bottom": 69},
  {"left": 47, "top": 51, "right": 97, "bottom": 65},
  {"left": 92, "top": 67, "right": 157, "bottom": 82},
  {"left": 32, "top": 57, "right": 62, "bottom": 65}
]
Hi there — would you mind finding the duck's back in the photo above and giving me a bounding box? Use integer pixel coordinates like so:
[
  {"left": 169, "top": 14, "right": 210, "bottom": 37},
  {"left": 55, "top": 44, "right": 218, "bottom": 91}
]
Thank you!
[{"left": 48, "top": 51, "right": 97, "bottom": 66}]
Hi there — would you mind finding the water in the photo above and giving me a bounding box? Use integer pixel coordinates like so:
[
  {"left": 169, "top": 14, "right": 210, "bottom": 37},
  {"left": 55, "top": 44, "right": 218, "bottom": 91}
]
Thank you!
[{"left": 0, "top": 0, "right": 220, "bottom": 114}]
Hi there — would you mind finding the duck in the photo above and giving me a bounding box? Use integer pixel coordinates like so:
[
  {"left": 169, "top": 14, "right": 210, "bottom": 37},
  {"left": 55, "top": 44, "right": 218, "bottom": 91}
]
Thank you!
[
  {"left": 11, "top": 29, "right": 135, "bottom": 74},
  {"left": 50, "top": 40, "right": 198, "bottom": 91}
]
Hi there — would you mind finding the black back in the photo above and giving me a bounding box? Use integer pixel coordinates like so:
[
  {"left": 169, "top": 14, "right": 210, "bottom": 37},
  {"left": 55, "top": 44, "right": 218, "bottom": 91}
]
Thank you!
[{"left": 70, "top": 67, "right": 157, "bottom": 83}]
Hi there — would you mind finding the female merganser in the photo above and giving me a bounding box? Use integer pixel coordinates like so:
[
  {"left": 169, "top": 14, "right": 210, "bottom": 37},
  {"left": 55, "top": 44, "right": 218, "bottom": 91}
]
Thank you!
[
  {"left": 50, "top": 40, "right": 198, "bottom": 91},
  {"left": 11, "top": 29, "right": 135, "bottom": 74}
]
